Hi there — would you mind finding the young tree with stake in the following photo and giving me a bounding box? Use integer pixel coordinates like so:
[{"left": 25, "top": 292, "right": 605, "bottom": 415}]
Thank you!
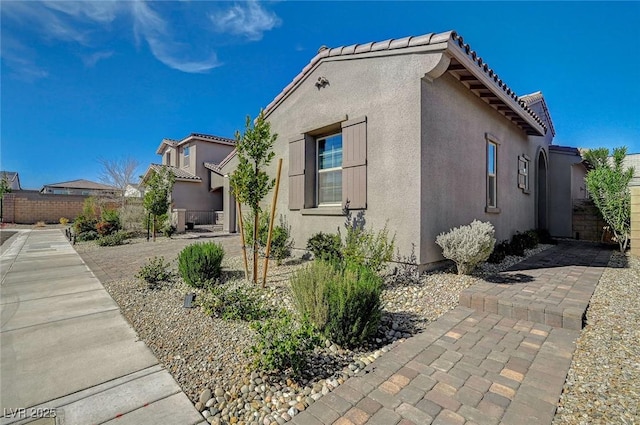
[{"left": 229, "top": 110, "right": 277, "bottom": 285}]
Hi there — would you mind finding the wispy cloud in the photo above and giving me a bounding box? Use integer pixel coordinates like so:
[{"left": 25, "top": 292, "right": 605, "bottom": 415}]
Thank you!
[
  {"left": 0, "top": 36, "right": 49, "bottom": 82},
  {"left": 1, "top": 0, "right": 281, "bottom": 76},
  {"left": 82, "top": 51, "right": 114, "bottom": 68},
  {"left": 210, "top": 1, "right": 281, "bottom": 41},
  {"left": 131, "top": 1, "right": 221, "bottom": 73}
]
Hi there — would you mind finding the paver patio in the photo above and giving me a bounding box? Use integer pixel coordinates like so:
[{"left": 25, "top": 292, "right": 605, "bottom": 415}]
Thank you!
[{"left": 292, "top": 241, "right": 612, "bottom": 425}]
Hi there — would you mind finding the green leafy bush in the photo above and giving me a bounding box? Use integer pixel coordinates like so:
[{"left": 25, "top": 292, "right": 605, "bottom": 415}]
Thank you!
[
  {"left": 342, "top": 215, "right": 395, "bottom": 274},
  {"left": 178, "top": 242, "right": 225, "bottom": 288},
  {"left": 96, "top": 231, "right": 128, "bottom": 246},
  {"left": 136, "top": 257, "right": 173, "bottom": 289},
  {"left": 488, "top": 240, "right": 510, "bottom": 264},
  {"left": 290, "top": 261, "right": 383, "bottom": 348},
  {"left": 76, "top": 229, "right": 99, "bottom": 242},
  {"left": 436, "top": 220, "right": 496, "bottom": 275},
  {"left": 306, "top": 232, "right": 342, "bottom": 263},
  {"left": 199, "top": 286, "right": 271, "bottom": 321},
  {"left": 324, "top": 264, "right": 384, "bottom": 347},
  {"left": 249, "top": 311, "right": 320, "bottom": 375},
  {"left": 243, "top": 212, "right": 293, "bottom": 264}
]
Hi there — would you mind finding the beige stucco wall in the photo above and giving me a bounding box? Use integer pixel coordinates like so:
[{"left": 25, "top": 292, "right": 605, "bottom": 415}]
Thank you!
[
  {"left": 548, "top": 149, "right": 585, "bottom": 237},
  {"left": 420, "top": 72, "right": 548, "bottom": 264},
  {"left": 221, "top": 51, "right": 551, "bottom": 267},
  {"left": 250, "top": 52, "right": 434, "bottom": 258}
]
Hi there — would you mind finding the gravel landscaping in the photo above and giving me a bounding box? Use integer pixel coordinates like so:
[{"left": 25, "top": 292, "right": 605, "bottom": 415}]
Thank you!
[
  {"left": 554, "top": 251, "right": 640, "bottom": 425},
  {"left": 75, "top": 233, "right": 552, "bottom": 425}
]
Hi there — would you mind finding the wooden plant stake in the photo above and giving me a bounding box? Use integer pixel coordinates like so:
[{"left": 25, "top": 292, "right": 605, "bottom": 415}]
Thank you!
[
  {"left": 262, "top": 158, "right": 283, "bottom": 288},
  {"left": 237, "top": 200, "right": 250, "bottom": 281}
]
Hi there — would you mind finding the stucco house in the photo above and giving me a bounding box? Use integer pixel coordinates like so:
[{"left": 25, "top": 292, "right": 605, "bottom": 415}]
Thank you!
[
  {"left": 217, "top": 30, "right": 565, "bottom": 269},
  {"left": 143, "top": 133, "right": 235, "bottom": 218},
  {"left": 40, "top": 179, "right": 120, "bottom": 196},
  {"left": 1, "top": 171, "right": 21, "bottom": 191}
]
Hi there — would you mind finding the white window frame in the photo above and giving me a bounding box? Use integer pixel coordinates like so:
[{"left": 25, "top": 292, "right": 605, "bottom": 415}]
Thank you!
[
  {"left": 183, "top": 146, "right": 190, "bottom": 167},
  {"left": 486, "top": 135, "right": 499, "bottom": 212},
  {"left": 518, "top": 154, "right": 530, "bottom": 193},
  {"left": 316, "top": 133, "right": 342, "bottom": 207}
]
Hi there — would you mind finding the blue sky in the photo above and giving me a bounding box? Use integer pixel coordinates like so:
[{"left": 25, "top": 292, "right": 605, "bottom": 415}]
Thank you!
[{"left": 1, "top": 1, "right": 639, "bottom": 190}]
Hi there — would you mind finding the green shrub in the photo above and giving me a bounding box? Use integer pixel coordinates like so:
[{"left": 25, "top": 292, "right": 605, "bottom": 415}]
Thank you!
[
  {"left": 290, "top": 260, "right": 336, "bottom": 330},
  {"left": 243, "top": 212, "right": 293, "bottom": 264},
  {"left": 249, "top": 311, "right": 320, "bottom": 375},
  {"left": 199, "top": 286, "right": 271, "bottom": 321},
  {"left": 535, "top": 228, "right": 556, "bottom": 245},
  {"left": 306, "top": 232, "right": 342, "bottom": 263},
  {"left": 436, "top": 220, "right": 496, "bottom": 275},
  {"left": 96, "top": 220, "right": 118, "bottom": 236},
  {"left": 488, "top": 240, "right": 510, "bottom": 264},
  {"left": 324, "top": 263, "right": 384, "bottom": 348},
  {"left": 96, "top": 231, "right": 128, "bottom": 246},
  {"left": 507, "top": 233, "right": 527, "bottom": 257},
  {"left": 74, "top": 214, "right": 97, "bottom": 235},
  {"left": 342, "top": 217, "right": 395, "bottom": 274},
  {"left": 76, "top": 229, "right": 99, "bottom": 242},
  {"left": 290, "top": 261, "right": 383, "bottom": 348},
  {"left": 269, "top": 216, "right": 294, "bottom": 265},
  {"left": 136, "top": 257, "right": 173, "bottom": 289},
  {"left": 178, "top": 242, "right": 225, "bottom": 288}
]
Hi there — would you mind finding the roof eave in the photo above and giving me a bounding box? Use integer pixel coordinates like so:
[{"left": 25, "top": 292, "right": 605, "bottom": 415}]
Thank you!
[{"left": 444, "top": 40, "right": 546, "bottom": 137}]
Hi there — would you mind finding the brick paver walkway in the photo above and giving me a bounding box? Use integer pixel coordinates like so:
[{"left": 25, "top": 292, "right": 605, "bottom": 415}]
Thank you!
[{"left": 292, "top": 241, "right": 611, "bottom": 425}]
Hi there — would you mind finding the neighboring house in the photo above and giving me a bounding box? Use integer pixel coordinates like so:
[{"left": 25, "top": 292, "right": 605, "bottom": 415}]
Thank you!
[
  {"left": 40, "top": 179, "right": 120, "bottom": 196},
  {"left": 0, "top": 171, "right": 21, "bottom": 190},
  {"left": 218, "top": 30, "right": 563, "bottom": 269},
  {"left": 124, "top": 183, "right": 143, "bottom": 198},
  {"left": 142, "top": 133, "right": 235, "bottom": 214},
  {"left": 548, "top": 146, "right": 590, "bottom": 238}
]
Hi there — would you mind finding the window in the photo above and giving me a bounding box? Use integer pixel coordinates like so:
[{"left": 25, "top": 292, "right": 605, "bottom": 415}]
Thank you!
[
  {"left": 518, "top": 155, "right": 530, "bottom": 192},
  {"left": 183, "top": 146, "right": 190, "bottom": 167},
  {"left": 288, "top": 116, "right": 367, "bottom": 212},
  {"left": 487, "top": 140, "right": 498, "bottom": 209},
  {"left": 317, "top": 133, "right": 342, "bottom": 205},
  {"left": 165, "top": 152, "right": 171, "bottom": 165}
]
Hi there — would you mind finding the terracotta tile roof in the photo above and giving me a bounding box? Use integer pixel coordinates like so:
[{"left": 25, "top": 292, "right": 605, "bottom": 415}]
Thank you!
[
  {"left": 148, "top": 164, "right": 201, "bottom": 181},
  {"left": 204, "top": 162, "right": 223, "bottom": 175},
  {"left": 263, "top": 30, "right": 547, "bottom": 135},
  {"left": 156, "top": 133, "right": 235, "bottom": 155},
  {"left": 520, "top": 91, "right": 556, "bottom": 137}
]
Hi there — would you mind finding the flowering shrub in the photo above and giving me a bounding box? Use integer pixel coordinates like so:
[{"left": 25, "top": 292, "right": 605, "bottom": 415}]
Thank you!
[{"left": 436, "top": 220, "right": 495, "bottom": 275}]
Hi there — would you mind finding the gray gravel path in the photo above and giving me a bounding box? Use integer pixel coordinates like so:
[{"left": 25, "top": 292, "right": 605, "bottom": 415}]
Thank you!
[{"left": 554, "top": 251, "right": 640, "bottom": 424}]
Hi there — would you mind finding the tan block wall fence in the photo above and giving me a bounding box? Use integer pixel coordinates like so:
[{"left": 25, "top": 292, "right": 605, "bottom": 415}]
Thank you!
[
  {"left": 3, "top": 191, "right": 93, "bottom": 224},
  {"left": 572, "top": 199, "right": 609, "bottom": 242},
  {"left": 631, "top": 187, "right": 640, "bottom": 257}
]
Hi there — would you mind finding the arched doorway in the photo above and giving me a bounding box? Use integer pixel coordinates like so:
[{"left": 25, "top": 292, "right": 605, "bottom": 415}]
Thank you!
[{"left": 537, "top": 149, "right": 548, "bottom": 229}]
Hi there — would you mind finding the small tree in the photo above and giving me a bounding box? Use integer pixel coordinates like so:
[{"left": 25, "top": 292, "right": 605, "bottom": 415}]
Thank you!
[
  {"left": 143, "top": 167, "right": 175, "bottom": 241},
  {"left": 584, "top": 147, "right": 634, "bottom": 252},
  {"left": 229, "top": 110, "right": 277, "bottom": 284}
]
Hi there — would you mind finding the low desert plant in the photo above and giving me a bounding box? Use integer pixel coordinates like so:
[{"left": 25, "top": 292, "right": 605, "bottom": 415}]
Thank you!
[
  {"left": 199, "top": 286, "right": 271, "bottom": 321},
  {"left": 290, "top": 260, "right": 335, "bottom": 330},
  {"left": 76, "top": 230, "right": 99, "bottom": 242},
  {"left": 388, "top": 244, "right": 420, "bottom": 286},
  {"left": 178, "top": 242, "right": 225, "bottom": 288},
  {"left": 488, "top": 240, "right": 510, "bottom": 264},
  {"left": 59, "top": 217, "right": 69, "bottom": 225},
  {"left": 249, "top": 311, "right": 320, "bottom": 375},
  {"left": 342, "top": 211, "right": 395, "bottom": 274},
  {"left": 269, "top": 216, "right": 294, "bottom": 265},
  {"left": 136, "top": 256, "right": 173, "bottom": 289},
  {"left": 290, "top": 260, "right": 384, "bottom": 348},
  {"left": 96, "top": 231, "right": 128, "bottom": 246},
  {"left": 306, "top": 232, "right": 342, "bottom": 263},
  {"left": 436, "top": 220, "right": 496, "bottom": 275}
]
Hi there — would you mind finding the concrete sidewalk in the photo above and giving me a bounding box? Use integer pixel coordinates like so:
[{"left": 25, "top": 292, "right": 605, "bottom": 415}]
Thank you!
[{"left": 0, "top": 229, "right": 204, "bottom": 425}]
